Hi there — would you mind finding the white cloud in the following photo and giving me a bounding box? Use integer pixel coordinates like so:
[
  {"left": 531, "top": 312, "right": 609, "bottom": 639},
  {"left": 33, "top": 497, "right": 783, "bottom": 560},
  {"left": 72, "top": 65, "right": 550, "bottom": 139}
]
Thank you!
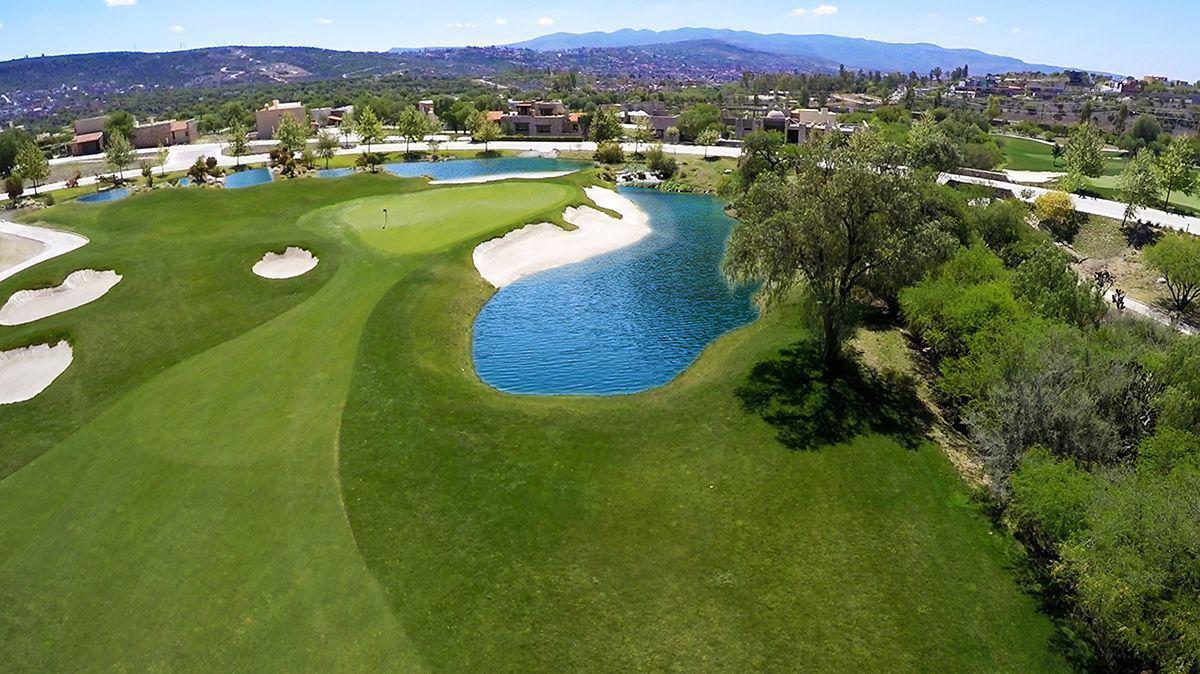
[
  {"left": 0, "top": 21, "right": 5, "bottom": 29},
  {"left": 316, "top": 17, "right": 333, "bottom": 25},
  {"left": 168, "top": 24, "right": 184, "bottom": 33},
  {"left": 495, "top": 18, "right": 508, "bottom": 25},
  {"left": 536, "top": 16, "right": 555, "bottom": 27},
  {"left": 791, "top": 4, "right": 837, "bottom": 17},
  {"left": 1011, "top": 26, "right": 1038, "bottom": 35},
  {"left": 968, "top": 15, "right": 987, "bottom": 24},
  {"left": 104, "top": 0, "right": 137, "bottom": 6},
  {"left": 446, "top": 21, "right": 475, "bottom": 28}
]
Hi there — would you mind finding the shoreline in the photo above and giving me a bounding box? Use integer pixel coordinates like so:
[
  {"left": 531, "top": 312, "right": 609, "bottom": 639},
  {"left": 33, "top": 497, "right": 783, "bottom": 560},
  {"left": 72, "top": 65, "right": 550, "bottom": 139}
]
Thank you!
[{"left": 473, "top": 186, "right": 652, "bottom": 288}]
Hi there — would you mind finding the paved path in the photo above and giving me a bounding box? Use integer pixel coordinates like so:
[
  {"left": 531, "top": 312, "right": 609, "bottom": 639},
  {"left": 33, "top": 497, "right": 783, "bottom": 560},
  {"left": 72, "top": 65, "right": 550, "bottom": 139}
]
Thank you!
[
  {"left": 940, "top": 173, "right": 1200, "bottom": 235},
  {"left": 1118, "top": 295, "right": 1198, "bottom": 335}
]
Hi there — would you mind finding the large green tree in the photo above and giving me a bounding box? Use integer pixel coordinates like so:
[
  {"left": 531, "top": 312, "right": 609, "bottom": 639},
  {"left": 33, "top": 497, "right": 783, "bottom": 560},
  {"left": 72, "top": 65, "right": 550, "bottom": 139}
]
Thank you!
[
  {"left": 1063, "top": 122, "right": 1106, "bottom": 190},
  {"left": 1118, "top": 149, "right": 1161, "bottom": 225},
  {"left": 273, "top": 113, "right": 310, "bottom": 155},
  {"left": 587, "top": 107, "right": 622, "bottom": 143},
  {"left": 1146, "top": 233, "right": 1200, "bottom": 313},
  {"left": 315, "top": 130, "right": 339, "bottom": 169},
  {"left": 469, "top": 111, "right": 501, "bottom": 152},
  {"left": 396, "top": 106, "right": 431, "bottom": 156},
  {"left": 907, "top": 118, "right": 963, "bottom": 172},
  {"left": 1156, "top": 135, "right": 1197, "bottom": 207},
  {"left": 104, "top": 132, "right": 134, "bottom": 177},
  {"left": 724, "top": 131, "right": 942, "bottom": 368},
  {"left": 353, "top": 105, "right": 385, "bottom": 152},
  {"left": 226, "top": 120, "right": 249, "bottom": 168},
  {"left": 14, "top": 141, "right": 49, "bottom": 195},
  {"left": 104, "top": 110, "right": 136, "bottom": 142},
  {"left": 676, "top": 103, "right": 723, "bottom": 140}
]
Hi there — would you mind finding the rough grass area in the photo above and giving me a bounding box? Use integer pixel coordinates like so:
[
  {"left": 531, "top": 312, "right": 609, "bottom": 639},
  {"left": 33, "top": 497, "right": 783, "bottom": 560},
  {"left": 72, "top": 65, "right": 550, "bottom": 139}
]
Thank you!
[{"left": 0, "top": 173, "right": 1067, "bottom": 670}]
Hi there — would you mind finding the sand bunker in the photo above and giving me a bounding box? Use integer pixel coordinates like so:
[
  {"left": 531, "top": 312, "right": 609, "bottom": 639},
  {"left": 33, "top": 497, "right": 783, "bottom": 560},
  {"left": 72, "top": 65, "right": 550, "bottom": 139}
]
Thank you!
[
  {"left": 473, "top": 187, "right": 651, "bottom": 287},
  {"left": 252, "top": 247, "right": 319, "bottom": 279},
  {"left": 0, "top": 221, "right": 89, "bottom": 284},
  {"left": 0, "top": 269, "right": 122, "bottom": 326},
  {"left": 430, "top": 170, "right": 576, "bottom": 185},
  {"left": 0, "top": 341, "right": 73, "bottom": 405}
]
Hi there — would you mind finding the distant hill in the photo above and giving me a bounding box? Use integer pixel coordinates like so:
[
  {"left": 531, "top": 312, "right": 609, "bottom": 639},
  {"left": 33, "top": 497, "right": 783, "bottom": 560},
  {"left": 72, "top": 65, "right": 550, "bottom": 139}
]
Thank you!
[
  {"left": 509, "top": 28, "right": 1068, "bottom": 75},
  {"left": 0, "top": 46, "right": 410, "bottom": 91}
]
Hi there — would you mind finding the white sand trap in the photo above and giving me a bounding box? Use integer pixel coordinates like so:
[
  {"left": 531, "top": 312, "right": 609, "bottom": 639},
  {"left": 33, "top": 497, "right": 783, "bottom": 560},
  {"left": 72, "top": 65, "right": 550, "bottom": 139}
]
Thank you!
[
  {"left": 0, "top": 341, "right": 73, "bottom": 405},
  {"left": 473, "top": 186, "right": 651, "bottom": 287},
  {"left": 430, "top": 170, "right": 576, "bottom": 185},
  {"left": 252, "top": 247, "right": 319, "bottom": 279},
  {"left": 0, "top": 221, "right": 89, "bottom": 284},
  {"left": 0, "top": 269, "right": 123, "bottom": 326}
]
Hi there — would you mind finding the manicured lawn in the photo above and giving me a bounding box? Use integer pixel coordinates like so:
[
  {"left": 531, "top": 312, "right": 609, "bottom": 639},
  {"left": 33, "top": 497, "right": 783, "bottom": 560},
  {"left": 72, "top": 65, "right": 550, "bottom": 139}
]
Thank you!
[
  {"left": 1087, "top": 173, "right": 1200, "bottom": 216},
  {"left": 336, "top": 181, "right": 577, "bottom": 254},
  {"left": 994, "top": 134, "right": 1126, "bottom": 175},
  {"left": 0, "top": 173, "right": 1068, "bottom": 670}
]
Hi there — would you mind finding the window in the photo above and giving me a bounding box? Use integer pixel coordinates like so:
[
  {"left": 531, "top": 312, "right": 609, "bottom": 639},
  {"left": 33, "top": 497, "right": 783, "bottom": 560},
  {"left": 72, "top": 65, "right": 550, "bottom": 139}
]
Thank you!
[{"left": 536, "top": 124, "right": 551, "bottom": 134}]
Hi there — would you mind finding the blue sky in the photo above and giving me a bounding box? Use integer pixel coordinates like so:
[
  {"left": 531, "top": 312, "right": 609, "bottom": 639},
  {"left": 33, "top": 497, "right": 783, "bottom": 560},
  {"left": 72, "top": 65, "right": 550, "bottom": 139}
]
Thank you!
[{"left": 2, "top": 0, "right": 1197, "bottom": 80}]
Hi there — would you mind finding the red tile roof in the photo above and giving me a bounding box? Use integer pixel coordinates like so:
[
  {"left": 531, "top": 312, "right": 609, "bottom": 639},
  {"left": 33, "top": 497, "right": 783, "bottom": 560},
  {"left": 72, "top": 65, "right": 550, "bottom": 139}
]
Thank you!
[{"left": 71, "top": 131, "right": 104, "bottom": 144}]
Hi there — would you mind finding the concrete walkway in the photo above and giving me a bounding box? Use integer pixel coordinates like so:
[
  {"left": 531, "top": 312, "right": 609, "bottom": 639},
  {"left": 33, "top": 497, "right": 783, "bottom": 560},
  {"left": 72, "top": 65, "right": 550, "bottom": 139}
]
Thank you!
[{"left": 940, "top": 172, "right": 1200, "bottom": 236}]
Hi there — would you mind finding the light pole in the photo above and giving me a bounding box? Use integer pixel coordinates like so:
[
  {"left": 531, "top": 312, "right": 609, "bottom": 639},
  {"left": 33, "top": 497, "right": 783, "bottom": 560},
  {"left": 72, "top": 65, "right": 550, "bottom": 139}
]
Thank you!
[{"left": 382, "top": 208, "right": 388, "bottom": 229}]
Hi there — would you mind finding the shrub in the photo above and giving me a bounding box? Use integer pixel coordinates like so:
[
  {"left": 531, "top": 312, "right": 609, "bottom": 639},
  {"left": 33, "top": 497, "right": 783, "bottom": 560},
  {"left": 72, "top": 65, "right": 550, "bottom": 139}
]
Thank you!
[
  {"left": 1034, "top": 190, "right": 1082, "bottom": 241},
  {"left": 4, "top": 175, "right": 23, "bottom": 200},
  {"left": 644, "top": 144, "right": 678, "bottom": 178},
  {"left": 1012, "top": 246, "right": 1107, "bottom": 328},
  {"left": 593, "top": 140, "right": 625, "bottom": 165},
  {"left": 1008, "top": 446, "right": 1094, "bottom": 547}
]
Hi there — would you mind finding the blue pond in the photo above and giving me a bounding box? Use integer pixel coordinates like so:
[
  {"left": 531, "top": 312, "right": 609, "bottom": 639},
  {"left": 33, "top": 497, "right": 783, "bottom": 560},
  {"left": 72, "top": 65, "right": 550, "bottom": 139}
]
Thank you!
[
  {"left": 78, "top": 187, "right": 131, "bottom": 203},
  {"left": 224, "top": 168, "right": 273, "bottom": 189},
  {"left": 384, "top": 156, "right": 586, "bottom": 181},
  {"left": 315, "top": 167, "right": 354, "bottom": 178},
  {"left": 472, "top": 188, "right": 758, "bottom": 396}
]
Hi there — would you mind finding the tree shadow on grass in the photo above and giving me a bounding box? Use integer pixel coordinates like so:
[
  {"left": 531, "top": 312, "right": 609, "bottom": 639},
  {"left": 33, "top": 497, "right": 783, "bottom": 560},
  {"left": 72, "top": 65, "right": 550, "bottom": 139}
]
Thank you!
[
  {"left": 736, "top": 340, "right": 933, "bottom": 451},
  {"left": 1121, "top": 219, "right": 1161, "bottom": 249}
]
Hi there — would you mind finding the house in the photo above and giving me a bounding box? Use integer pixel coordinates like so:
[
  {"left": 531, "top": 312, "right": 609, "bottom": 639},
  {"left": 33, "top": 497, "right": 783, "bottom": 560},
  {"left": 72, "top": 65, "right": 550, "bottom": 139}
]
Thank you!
[
  {"left": 497, "top": 100, "right": 582, "bottom": 138},
  {"left": 67, "top": 115, "right": 108, "bottom": 155},
  {"left": 311, "top": 105, "right": 354, "bottom": 128},
  {"left": 67, "top": 114, "right": 198, "bottom": 156},
  {"left": 726, "top": 108, "right": 845, "bottom": 144},
  {"left": 255, "top": 100, "right": 308, "bottom": 140},
  {"left": 131, "top": 119, "right": 197, "bottom": 149},
  {"left": 418, "top": 99, "right": 436, "bottom": 117}
]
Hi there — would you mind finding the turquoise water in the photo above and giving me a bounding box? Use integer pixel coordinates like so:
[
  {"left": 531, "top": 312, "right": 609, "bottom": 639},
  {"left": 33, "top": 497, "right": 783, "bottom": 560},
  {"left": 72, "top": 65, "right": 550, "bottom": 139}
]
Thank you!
[
  {"left": 472, "top": 188, "right": 758, "bottom": 396},
  {"left": 316, "top": 168, "right": 354, "bottom": 178},
  {"left": 224, "top": 168, "right": 273, "bottom": 189},
  {"left": 78, "top": 187, "right": 130, "bottom": 203},
  {"left": 384, "top": 156, "right": 586, "bottom": 181}
]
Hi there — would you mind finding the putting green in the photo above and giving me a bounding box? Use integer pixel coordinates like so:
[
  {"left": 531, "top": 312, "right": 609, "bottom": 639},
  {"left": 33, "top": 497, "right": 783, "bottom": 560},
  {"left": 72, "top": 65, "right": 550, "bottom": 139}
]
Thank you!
[
  {"left": 0, "top": 172, "right": 1067, "bottom": 670},
  {"left": 338, "top": 181, "right": 578, "bottom": 254}
]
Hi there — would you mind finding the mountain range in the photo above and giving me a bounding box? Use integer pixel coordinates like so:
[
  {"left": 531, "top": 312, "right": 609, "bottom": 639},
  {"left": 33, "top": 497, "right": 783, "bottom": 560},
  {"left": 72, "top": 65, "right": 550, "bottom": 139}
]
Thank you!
[
  {"left": 505, "top": 28, "right": 1067, "bottom": 75},
  {"left": 0, "top": 30, "right": 1079, "bottom": 108}
]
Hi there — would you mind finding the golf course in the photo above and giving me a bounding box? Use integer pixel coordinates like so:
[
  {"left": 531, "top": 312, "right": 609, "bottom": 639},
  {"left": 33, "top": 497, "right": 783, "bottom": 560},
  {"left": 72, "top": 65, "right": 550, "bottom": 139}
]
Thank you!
[{"left": 0, "top": 170, "right": 1067, "bottom": 670}]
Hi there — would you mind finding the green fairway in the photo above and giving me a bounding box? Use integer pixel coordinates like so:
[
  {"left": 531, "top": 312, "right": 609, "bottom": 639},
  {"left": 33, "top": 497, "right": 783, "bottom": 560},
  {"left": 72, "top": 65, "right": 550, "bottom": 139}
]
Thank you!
[
  {"left": 994, "top": 134, "right": 1126, "bottom": 175},
  {"left": 0, "top": 173, "right": 1068, "bottom": 670},
  {"left": 337, "top": 181, "right": 578, "bottom": 254},
  {"left": 1087, "top": 173, "right": 1200, "bottom": 216}
]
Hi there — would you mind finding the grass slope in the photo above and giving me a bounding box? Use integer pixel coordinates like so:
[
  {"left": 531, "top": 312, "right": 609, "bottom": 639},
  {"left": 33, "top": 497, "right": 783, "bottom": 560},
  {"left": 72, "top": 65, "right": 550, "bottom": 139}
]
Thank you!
[
  {"left": 0, "top": 173, "right": 1067, "bottom": 670},
  {"left": 337, "top": 215, "right": 1068, "bottom": 670}
]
